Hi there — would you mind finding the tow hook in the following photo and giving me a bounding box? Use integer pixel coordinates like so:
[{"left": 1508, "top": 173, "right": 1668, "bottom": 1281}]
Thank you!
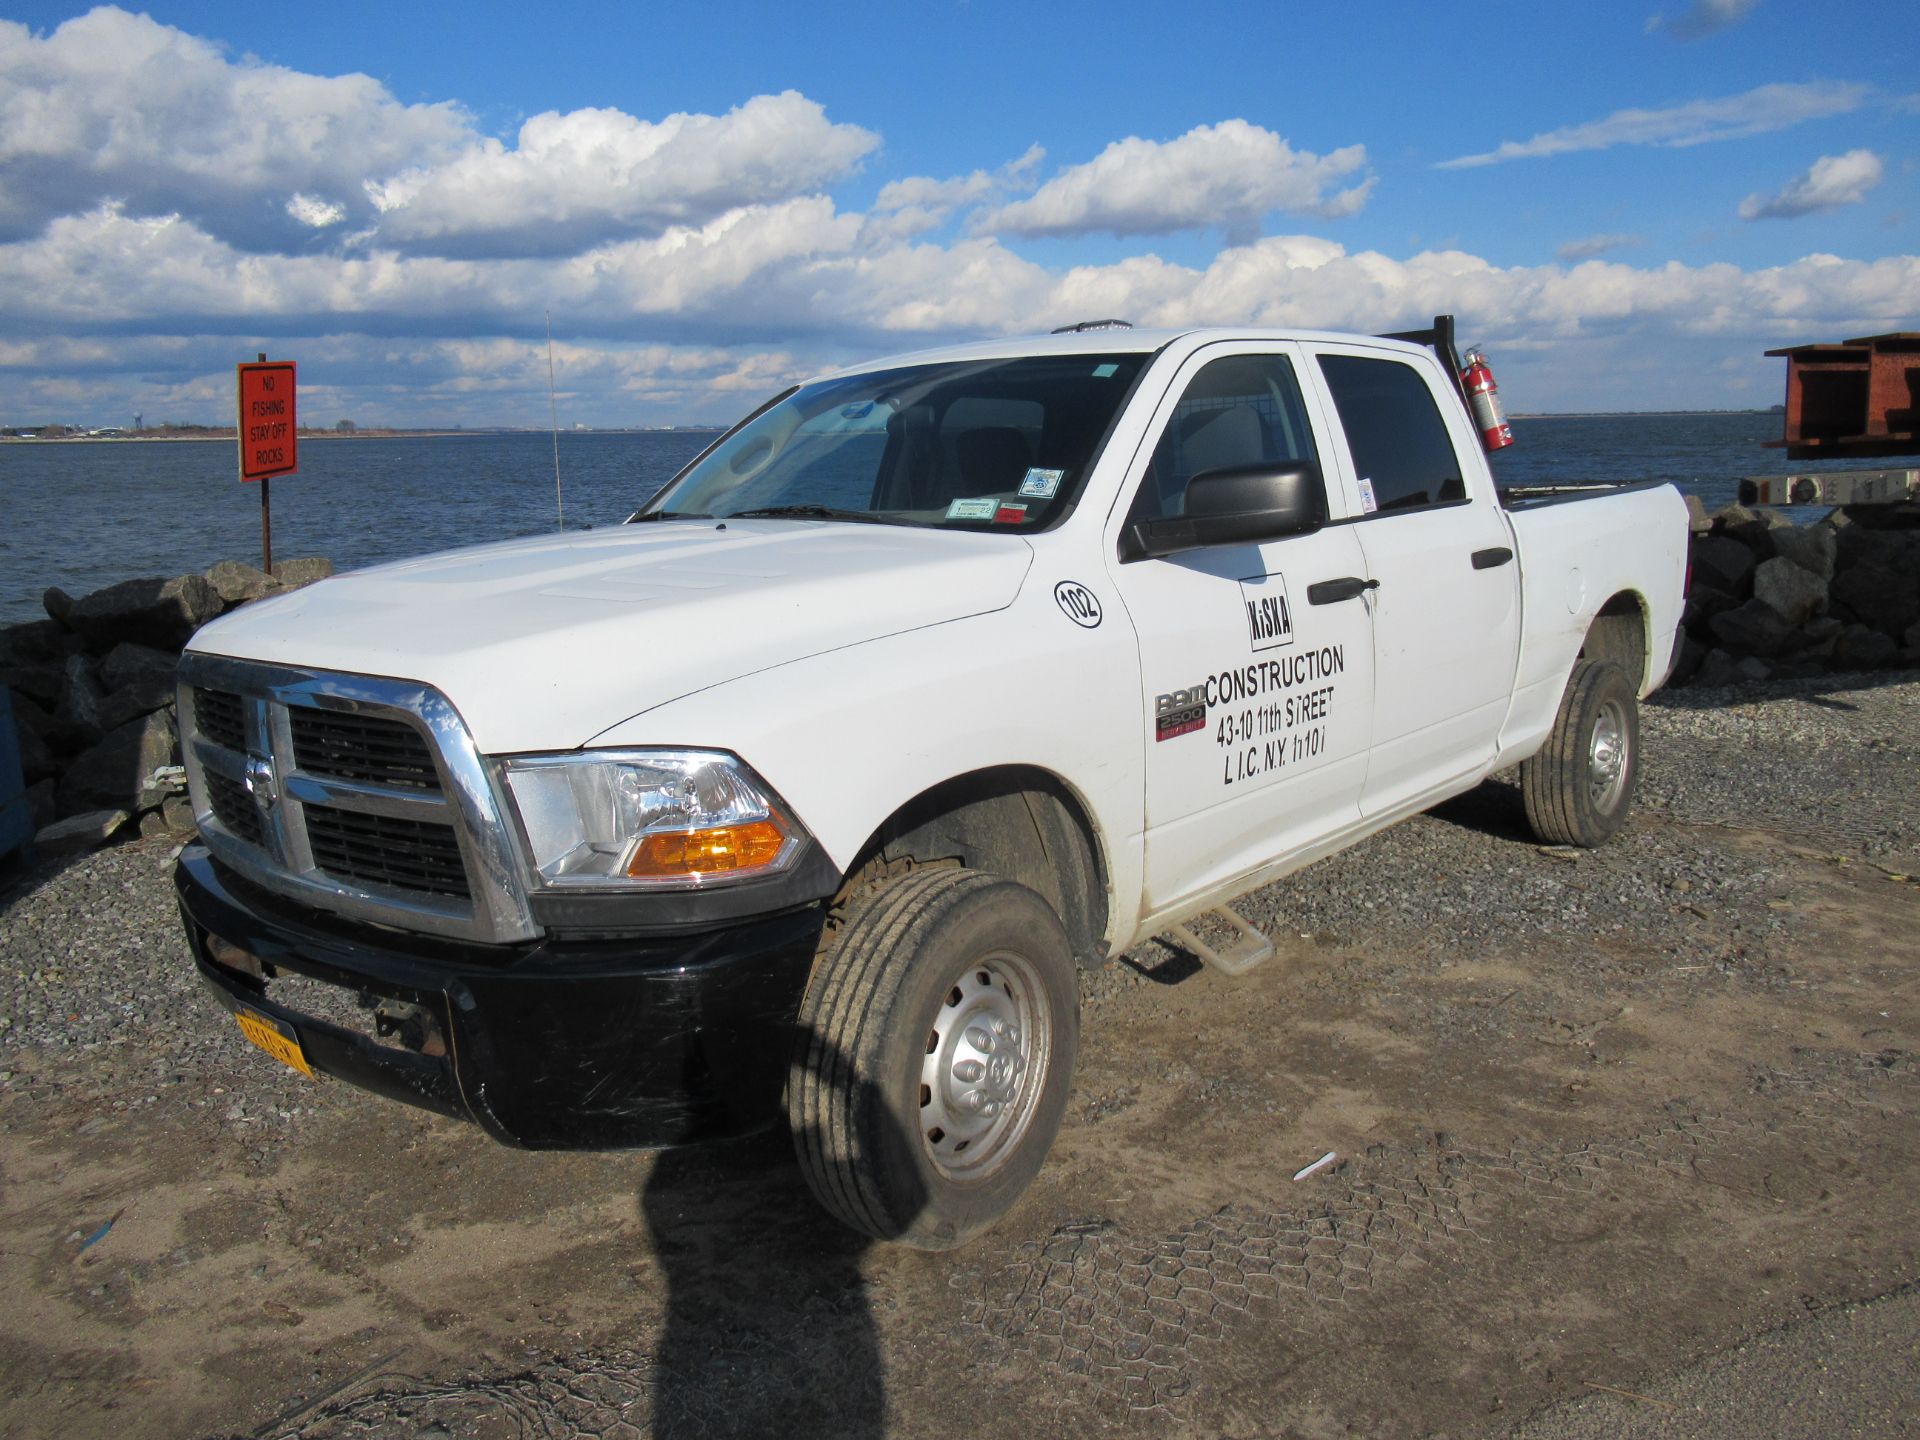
[{"left": 369, "top": 998, "right": 447, "bottom": 1058}]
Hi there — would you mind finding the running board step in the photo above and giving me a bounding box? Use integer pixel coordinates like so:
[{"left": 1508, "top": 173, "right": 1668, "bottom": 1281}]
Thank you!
[{"left": 1163, "top": 906, "right": 1276, "bottom": 976}]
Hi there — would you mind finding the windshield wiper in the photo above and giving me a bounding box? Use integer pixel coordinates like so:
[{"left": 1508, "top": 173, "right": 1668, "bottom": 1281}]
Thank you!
[
  {"left": 727, "top": 504, "right": 888, "bottom": 524},
  {"left": 629, "top": 510, "right": 712, "bottom": 522}
]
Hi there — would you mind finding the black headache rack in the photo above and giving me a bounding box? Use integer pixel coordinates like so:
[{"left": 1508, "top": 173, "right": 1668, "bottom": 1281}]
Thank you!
[{"left": 1377, "top": 313, "right": 1473, "bottom": 416}]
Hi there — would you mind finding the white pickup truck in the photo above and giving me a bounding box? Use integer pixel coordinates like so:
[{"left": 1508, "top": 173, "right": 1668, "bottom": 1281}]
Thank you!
[{"left": 175, "top": 318, "right": 1688, "bottom": 1249}]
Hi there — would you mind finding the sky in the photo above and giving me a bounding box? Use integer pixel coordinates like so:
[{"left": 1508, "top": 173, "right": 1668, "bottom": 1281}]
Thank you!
[{"left": 0, "top": 0, "right": 1915, "bottom": 428}]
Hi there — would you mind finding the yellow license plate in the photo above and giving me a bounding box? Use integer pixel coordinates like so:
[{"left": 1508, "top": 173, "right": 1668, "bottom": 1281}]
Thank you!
[{"left": 234, "top": 1006, "right": 314, "bottom": 1077}]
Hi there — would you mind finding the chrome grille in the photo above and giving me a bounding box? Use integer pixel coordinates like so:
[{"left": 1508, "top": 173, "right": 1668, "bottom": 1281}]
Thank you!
[
  {"left": 194, "top": 687, "right": 248, "bottom": 751},
  {"left": 290, "top": 708, "right": 441, "bottom": 792},
  {"left": 177, "top": 654, "right": 536, "bottom": 944},
  {"left": 205, "top": 769, "right": 266, "bottom": 847},
  {"left": 305, "top": 805, "right": 471, "bottom": 898}
]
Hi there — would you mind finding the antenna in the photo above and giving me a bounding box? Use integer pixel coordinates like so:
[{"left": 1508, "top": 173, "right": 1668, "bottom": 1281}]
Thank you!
[{"left": 546, "top": 310, "right": 565, "bottom": 532}]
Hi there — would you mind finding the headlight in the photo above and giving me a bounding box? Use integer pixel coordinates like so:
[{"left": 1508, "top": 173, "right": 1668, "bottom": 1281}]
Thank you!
[{"left": 501, "top": 750, "right": 806, "bottom": 890}]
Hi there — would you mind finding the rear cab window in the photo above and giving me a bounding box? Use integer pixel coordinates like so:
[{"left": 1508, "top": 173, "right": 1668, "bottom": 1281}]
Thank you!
[{"left": 1314, "top": 354, "right": 1466, "bottom": 516}]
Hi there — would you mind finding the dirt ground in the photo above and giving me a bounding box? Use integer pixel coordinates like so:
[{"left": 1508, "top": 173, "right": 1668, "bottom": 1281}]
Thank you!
[{"left": 1, "top": 683, "right": 1916, "bottom": 1439}]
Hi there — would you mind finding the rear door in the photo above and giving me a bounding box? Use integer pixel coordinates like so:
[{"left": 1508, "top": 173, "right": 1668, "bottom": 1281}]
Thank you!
[
  {"left": 1304, "top": 343, "right": 1521, "bottom": 817},
  {"left": 1105, "top": 343, "right": 1375, "bottom": 915}
]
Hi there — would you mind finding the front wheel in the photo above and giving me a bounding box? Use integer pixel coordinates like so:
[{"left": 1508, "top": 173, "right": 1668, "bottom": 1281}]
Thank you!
[
  {"left": 1520, "top": 659, "right": 1640, "bottom": 848},
  {"left": 789, "top": 868, "right": 1078, "bottom": 1251}
]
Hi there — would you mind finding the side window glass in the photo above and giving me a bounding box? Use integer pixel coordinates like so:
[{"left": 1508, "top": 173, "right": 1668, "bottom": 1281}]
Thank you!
[
  {"left": 1316, "top": 355, "right": 1465, "bottom": 513},
  {"left": 1129, "top": 354, "right": 1320, "bottom": 524}
]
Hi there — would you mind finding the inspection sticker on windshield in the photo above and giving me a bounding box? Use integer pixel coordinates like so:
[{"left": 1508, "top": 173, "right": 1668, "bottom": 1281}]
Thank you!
[
  {"left": 946, "top": 497, "right": 997, "bottom": 521},
  {"left": 993, "top": 501, "right": 1028, "bottom": 524},
  {"left": 1018, "top": 467, "right": 1065, "bottom": 498},
  {"left": 1357, "top": 477, "right": 1379, "bottom": 514}
]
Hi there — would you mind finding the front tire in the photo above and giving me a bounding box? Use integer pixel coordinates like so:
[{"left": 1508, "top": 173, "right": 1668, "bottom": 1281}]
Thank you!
[
  {"left": 1521, "top": 659, "right": 1640, "bottom": 848},
  {"left": 789, "top": 868, "right": 1078, "bottom": 1251}
]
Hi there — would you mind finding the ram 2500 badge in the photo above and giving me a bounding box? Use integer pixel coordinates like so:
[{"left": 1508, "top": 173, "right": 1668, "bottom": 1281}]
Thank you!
[{"left": 175, "top": 317, "right": 1688, "bottom": 1249}]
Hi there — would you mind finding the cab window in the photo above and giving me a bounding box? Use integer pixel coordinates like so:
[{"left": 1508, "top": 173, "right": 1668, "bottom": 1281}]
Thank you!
[
  {"left": 1316, "top": 354, "right": 1466, "bottom": 513},
  {"left": 1128, "top": 353, "right": 1321, "bottom": 525}
]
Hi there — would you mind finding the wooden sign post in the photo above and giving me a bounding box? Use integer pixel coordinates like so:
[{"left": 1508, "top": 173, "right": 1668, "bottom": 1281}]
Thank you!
[{"left": 236, "top": 355, "right": 298, "bottom": 573}]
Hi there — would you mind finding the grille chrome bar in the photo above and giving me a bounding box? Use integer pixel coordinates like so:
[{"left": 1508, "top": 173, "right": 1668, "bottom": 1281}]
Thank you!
[{"left": 177, "top": 655, "right": 537, "bottom": 944}]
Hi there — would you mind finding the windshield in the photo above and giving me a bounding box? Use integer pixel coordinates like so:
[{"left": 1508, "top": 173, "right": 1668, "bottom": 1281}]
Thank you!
[{"left": 638, "top": 353, "right": 1148, "bottom": 530}]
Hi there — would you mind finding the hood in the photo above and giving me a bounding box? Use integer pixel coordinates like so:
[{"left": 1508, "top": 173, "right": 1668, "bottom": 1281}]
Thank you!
[{"left": 189, "top": 520, "right": 1033, "bottom": 754}]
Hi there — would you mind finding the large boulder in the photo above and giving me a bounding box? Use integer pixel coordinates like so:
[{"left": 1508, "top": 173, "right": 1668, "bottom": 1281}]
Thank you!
[
  {"left": 34, "top": 809, "right": 131, "bottom": 858},
  {"left": 1769, "top": 524, "right": 1837, "bottom": 581},
  {"left": 1751, "top": 557, "right": 1827, "bottom": 628},
  {"left": 272, "top": 557, "right": 335, "bottom": 588},
  {"left": 0, "top": 662, "right": 63, "bottom": 709},
  {"left": 1708, "top": 598, "right": 1802, "bottom": 658},
  {"left": 1683, "top": 495, "right": 1712, "bottom": 535},
  {"left": 53, "top": 653, "right": 107, "bottom": 739},
  {"left": 1830, "top": 563, "right": 1920, "bottom": 638},
  {"left": 1691, "top": 536, "right": 1758, "bottom": 598},
  {"left": 204, "top": 559, "right": 281, "bottom": 604},
  {"left": 94, "top": 642, "right": 180, "bottom": 730},
  {"left": 42, "top": 586, "right": 74, "bottom": 624},
  {"left": 66, "top": 574, "right": 221, "bottom": 652},
  {"left": 0, "top": 618, "right": 70, "bottom": 666},
  {"left": 1694, "top": 649, "right": 1744, "bottom": 687},
  {"left": 56, "top": 708, "right": 178, "bottom": 814},
  {"left": 1833, "top": 624, "right": 1898, "bottom": 671}
]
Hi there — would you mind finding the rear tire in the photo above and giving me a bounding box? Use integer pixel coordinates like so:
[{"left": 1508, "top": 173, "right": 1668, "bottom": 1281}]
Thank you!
[
  {"left": 1521, "top": 659, "right": 1639, "bottom": 848},
  {"left": 789, "top": 868, "right": 1078, "bottom": 1251}
]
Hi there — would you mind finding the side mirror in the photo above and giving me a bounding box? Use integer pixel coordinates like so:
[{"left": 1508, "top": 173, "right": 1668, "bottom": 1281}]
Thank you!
[{"left": 1119, "top": 460, "right": 1327, "bottom": 562}]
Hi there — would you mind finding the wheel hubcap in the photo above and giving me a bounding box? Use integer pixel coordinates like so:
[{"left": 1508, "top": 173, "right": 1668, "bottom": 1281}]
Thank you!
[
  {"left": 920, "top": 951, "right": 1051, "bottom": 1180},
  {"left": 1588, "top": 700, "right": 1630, "bottom": 813}
]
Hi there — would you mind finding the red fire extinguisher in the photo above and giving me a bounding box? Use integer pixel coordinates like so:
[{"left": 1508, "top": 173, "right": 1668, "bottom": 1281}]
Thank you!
[{"left": 1460, "top": 346, "right": 1514, "bottom": 452}]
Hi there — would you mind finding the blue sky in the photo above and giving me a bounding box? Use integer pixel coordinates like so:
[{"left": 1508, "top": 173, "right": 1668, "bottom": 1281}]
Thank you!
[{"left": 0, "top": 0, "right": 1914, "bottom": 426}]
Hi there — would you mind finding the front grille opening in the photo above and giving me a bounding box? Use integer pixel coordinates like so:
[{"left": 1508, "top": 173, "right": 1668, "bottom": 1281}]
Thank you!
[
  {"left": 291, "top": 708, "right": 442, "bottom": 792},
  {"left": 194, "top": 688, "right": 247, "bottom": 752},
  {"left": 304, "top": 805, "right": 471, "bottom": 899},
  {"left": 205, "top": 770, "right": 266, "bottom": 847}
]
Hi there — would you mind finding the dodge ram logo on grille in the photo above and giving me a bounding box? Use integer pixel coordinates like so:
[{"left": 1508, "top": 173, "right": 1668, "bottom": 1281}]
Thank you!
[{"left": 243, "top": 755, "right": 277, "bottom": 810}]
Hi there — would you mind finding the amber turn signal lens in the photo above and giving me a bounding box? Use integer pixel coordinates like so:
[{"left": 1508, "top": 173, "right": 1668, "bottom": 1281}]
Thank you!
[{"left": 626, "top": 820, "right": 789, "bottom": 878}]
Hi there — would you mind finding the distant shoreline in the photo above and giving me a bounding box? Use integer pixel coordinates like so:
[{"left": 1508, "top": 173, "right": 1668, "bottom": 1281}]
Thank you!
[{"left": 3, "top": 414, "right": 1768, "bottom": 442}]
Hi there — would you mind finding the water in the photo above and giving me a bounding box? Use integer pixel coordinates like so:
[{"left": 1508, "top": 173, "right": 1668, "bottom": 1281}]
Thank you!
[
  {"left": 0, "top": 431, "right": 710, "bottom": 624},
  {"left": 0, "top": 413, "right": 1897, "bottom": 625}
]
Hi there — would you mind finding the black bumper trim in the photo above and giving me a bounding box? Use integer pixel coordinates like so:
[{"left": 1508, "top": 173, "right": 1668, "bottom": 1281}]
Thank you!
[{"left": 176, "top": 846, "right": 824, "bottom": 1149}]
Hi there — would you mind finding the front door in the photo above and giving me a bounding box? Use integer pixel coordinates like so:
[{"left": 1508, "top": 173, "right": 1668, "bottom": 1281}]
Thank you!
[{"left": 1105, "top": 344, "right": 1375, "bottom": 916}]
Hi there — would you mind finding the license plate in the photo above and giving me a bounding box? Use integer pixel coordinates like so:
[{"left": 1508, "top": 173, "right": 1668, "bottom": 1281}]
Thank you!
[{"left": 234, "top": 1006, "right": 314, "bottom": 1078}]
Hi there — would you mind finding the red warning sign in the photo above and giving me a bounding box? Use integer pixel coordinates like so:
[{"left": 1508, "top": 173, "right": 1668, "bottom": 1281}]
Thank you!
[{"left": 236, "top": 361, "right": 298, "bottom": 482}]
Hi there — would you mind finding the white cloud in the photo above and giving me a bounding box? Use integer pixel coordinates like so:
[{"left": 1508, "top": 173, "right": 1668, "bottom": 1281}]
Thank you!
[
  {"left": 875, "top": 145, "right": 1044, "bottom": 218},
  {"left": 864, "top": 145, "right": 1045, "bottom": 241},
  {"left": 0, "top": 8, "right": 874, "bottom": 258},
  {"left": 1650, "top": 0, "right": 1761, "bottom": 39},
  {"left": 286, "top": 194, "right": 347, "bottom": 228},
  {"left": 0, "top": 7, "right": 469, "bottom": 247},
  {"left": 1556, "top": 233, "right": 1644, "bottom": 260},
  {"left": 363, "top": 92, "right": 877, "bottom": 257},
  {"left": 1438, "top": 81, "right": 1868, "bottom": 168},
  {"left": 975, "top": 121, "right": 1373, "bottom": 242},
  {"left": 1739, "top": 149, "right": 1885, "bottom": 220}
]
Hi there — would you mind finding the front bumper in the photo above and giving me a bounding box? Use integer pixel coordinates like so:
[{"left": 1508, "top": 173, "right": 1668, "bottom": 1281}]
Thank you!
[{"left": 175, "top": 845, "right": 823, "bottom": 1149}]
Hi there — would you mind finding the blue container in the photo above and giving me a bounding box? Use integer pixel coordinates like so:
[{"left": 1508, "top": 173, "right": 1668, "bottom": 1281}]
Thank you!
[{"left": 0, "top": 687, "right": 32, "bottom": 865}]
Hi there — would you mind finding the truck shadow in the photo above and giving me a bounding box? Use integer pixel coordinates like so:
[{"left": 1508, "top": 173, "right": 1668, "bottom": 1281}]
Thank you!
[
  {"left": 639, "top": 1033, "right": 922, "bottom": 1439},
  {"left": 1426, "top": 776, "right": 1536, "bottom": 844}
]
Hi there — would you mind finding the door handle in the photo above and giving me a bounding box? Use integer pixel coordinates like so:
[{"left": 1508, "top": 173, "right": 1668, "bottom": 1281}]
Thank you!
[
  {"left": 1307, "top": 576, "right": 1380, "bottom": 605},
  {"left": 1471, "top": 547, "right": 1514, "bottom": 570}
]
